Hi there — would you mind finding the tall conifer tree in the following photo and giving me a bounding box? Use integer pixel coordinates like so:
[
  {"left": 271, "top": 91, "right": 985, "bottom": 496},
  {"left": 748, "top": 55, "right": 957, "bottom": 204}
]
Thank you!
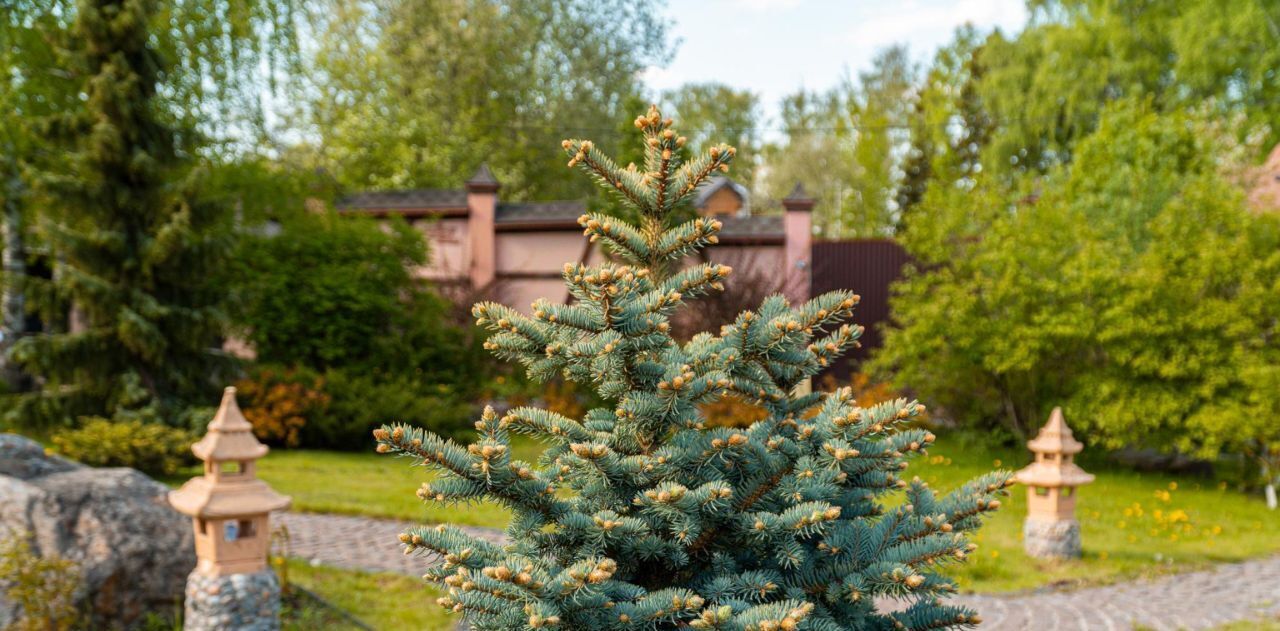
[
  {"left": 11, "top": 0, "right": 231, "bottom": 422},
  {"left": 376, "top": 106, "right": 1009, "bottom": 630}
]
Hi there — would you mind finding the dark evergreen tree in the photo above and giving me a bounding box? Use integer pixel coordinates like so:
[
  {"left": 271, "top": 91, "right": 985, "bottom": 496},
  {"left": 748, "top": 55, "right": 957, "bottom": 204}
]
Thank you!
[
  {"left": 10, "top": 0, "right": 232, "bottom": 424},
  {"left": 376, "top": 106, "right": 1010, "bottom": 630}
]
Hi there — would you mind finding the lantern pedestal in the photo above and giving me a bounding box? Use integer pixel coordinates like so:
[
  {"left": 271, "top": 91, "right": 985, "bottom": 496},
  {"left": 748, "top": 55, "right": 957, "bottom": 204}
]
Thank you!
[
  {"left": 184, "top": 569, "right": 281, "bottom": 631},
  {"left": 1023, "top": 517, "right": 1082, "bottom": 559}
]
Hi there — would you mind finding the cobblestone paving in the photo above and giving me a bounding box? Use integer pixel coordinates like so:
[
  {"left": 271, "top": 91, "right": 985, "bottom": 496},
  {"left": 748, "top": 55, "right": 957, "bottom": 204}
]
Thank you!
[
  {"left": 276, "top": 512, "right": 506, "bottom": 577},
  {"left": 278, "top": 511, "right": 1280, "bottom": 630}
]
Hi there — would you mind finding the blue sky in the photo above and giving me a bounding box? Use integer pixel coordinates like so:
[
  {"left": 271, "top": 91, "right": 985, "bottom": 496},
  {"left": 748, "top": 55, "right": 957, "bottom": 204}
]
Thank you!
[{"left": 643, "top": 0, "right": 1029, "bottom": 126}]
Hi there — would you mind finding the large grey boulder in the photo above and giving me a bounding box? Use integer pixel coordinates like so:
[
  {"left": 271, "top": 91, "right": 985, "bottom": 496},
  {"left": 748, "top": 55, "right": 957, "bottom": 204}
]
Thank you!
[{"left": 0, "top": 433, "right": 195, "bottom": 628}]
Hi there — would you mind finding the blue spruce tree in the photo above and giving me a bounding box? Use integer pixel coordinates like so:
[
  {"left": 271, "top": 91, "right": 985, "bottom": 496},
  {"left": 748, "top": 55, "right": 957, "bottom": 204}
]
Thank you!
[{"left": 375, "top": 106, "right": 1011, "bottom": 630}]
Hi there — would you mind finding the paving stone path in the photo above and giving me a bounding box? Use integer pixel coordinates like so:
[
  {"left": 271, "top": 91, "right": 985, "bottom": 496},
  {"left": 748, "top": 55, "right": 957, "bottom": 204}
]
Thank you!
[{"left": 277, "top": 512, "right": 1280, "bottom": 630}]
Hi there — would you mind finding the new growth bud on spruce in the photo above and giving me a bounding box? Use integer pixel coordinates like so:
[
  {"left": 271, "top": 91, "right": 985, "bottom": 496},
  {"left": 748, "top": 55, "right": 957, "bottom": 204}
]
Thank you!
[{"left": 376, "top": 106, "right": 1009, "bottom": 630}]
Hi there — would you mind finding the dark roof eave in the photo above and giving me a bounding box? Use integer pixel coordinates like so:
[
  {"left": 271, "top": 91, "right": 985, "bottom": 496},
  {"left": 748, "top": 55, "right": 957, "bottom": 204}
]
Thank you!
[
  {"left": 338, "top": 207, "right": 470, "bottom": 219},
  {"left": 716, "top": 234, "right": 785, "bottom": 245},
  {"left": 495, "top": 220, "right": 583, "bottom": 232}
]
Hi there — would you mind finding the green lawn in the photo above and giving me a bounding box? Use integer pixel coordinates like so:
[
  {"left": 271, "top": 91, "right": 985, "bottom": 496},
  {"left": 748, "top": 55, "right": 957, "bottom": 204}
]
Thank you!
[
  {"left": 910, "top": 433, "right": 1280, "bottom": 592},
  {"left": 169, "top": 431, "right": 1280, "bottom": 595},
  {"left": 284, "top": 559, "right": 453, "bottom": 631},
  {"left": 164, "top": 437, "right": 544, "bottom": 528}
]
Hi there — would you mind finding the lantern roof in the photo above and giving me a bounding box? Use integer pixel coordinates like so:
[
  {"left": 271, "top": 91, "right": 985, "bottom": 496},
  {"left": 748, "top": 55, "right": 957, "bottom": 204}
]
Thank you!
[
  {"left": 1014, "top": 407, "right": 1094, "bottom": 488},
  {"left": 169, "top": 475, "right": 291, "bottom": 518},
  {"left": 169, "top": 387, "right": 291, "bottom": 518},
  {"left": 1026, "top": 407, "right": 1083, "bottom": 455},
  {"left": 1014, "top": 460, "right": 1095, "bottom": 488},
  {"left": 191, "top": 387, "right": 268, "bottom": 462}
]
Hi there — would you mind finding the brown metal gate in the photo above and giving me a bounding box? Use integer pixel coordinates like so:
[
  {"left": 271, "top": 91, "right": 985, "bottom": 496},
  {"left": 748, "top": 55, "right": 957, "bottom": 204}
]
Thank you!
[{"left": 810, "top": 239, "right": 911, "bottom": 380}]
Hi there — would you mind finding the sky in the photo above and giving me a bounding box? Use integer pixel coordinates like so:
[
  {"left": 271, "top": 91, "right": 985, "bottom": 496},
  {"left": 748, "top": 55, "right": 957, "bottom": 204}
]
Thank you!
[{"left": 643, "top": 0, "right": 1029, "bottom": 127}]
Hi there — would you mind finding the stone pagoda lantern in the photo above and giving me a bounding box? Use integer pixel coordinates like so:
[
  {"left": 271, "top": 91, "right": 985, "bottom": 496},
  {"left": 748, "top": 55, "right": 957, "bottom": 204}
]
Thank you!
[
  {"left": 170, "top": 387, "right": 291, "bottom": 630},
  {"left": 1014, "top": 407, "right": 1095, "bottom": 559}
]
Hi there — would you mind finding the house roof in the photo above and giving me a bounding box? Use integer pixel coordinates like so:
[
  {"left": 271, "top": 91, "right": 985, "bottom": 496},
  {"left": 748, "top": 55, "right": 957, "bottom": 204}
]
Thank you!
[
  {"left": 337, "top": 188, "right": 468, "bottom": 213},
  {"left": 718, "top": 215, "right": 783, "bottom": 244},
  {"left": 695, "top": 176, "right": 750, "bottom": 213},
  {"left": 335, "top": 188, "right": 786, "bottom": 241},
  {"left": 496, "top": 200, "right": 585, "bottom": 229}
]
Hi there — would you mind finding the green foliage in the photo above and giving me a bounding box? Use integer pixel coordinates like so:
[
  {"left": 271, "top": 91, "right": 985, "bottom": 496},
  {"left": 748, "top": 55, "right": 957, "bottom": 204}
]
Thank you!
[
  {"left": 376, "top": 107, "right": 1008, "bottom": 630},
  {"left": 0, "top": 533, "right": 81, "bottom": 631},
  {"left": 975, "top": 0, "right": 1280, "bottom": 175},
  {"left": 874, "top": 100, "right": 1280, "bottom": 486},
  {"left": 762, "top": 47, "right": 918, "bottom": 237},
  {"left": 662, "top": 84, "right": 764, "bottom": 190},
  {"left": 312, "top": 369, "right": 474, "bottom": 448},
  {"left": 298, "top": 0, "right": 669, "bottom": 201},
  {"left": 52, "top": 417, "right": 195, "bottom": 476},
  {"left": 9, "top": 0, "right": 238, "bottom": 426},
  {"left": 230, "top": 210, "right": 488, "bottom": 448},
  {"left": 234, "top": 211, "right": 486, "bottom": 384},
  {"left": 232, "top": 212, "right": 427, "bottom": 370}
]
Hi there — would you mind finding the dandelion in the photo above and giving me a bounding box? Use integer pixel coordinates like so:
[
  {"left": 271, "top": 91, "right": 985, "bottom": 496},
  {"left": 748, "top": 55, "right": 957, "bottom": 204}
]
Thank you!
[
  {"left": 992, "top": 459, "right": 1002, "bottom": 468},
  {"left": 1168, "top": 482, "right": 1177, "bottom": 491}
]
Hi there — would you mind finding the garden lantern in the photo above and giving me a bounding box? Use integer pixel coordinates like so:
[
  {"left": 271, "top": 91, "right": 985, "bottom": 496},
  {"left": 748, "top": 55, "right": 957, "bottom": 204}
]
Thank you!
[
  {"left": 170, "top": 387, "right": 290, "bottom": 630},
  {"left": 1014, "top": 407, "right": 1095, "bottom": 559}
]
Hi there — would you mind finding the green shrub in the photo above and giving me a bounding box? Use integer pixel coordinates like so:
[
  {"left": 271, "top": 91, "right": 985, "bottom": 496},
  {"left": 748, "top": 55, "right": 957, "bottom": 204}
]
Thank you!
[
  {"left": 52, "top": 418, "right": 195, "bottom": 476},
  {"left": 306, "top": 370, "right": 472, "bottom": 449},
  {"left": 0, "top": 532, "right": 81, "bottom": 631}
]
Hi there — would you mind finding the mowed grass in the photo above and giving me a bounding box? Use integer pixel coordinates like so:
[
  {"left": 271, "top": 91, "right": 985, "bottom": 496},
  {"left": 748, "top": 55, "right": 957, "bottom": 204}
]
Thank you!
[
  {"left": 910, "top": 433, "right": 1280, "bottom": 592},
  {"left": 174, "top": 430, "right": 1280, "bottom": 594},
  {"left": 285, "top": 559, "right": 453, "bottom": 631},
  {"left": 258, "top": 436, "right": 543, "bottom": 528}
]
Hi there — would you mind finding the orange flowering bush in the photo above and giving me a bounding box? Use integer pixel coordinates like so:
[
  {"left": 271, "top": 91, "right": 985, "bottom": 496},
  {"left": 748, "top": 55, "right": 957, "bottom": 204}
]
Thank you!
[{"left": 235, "top": 367, "right": 330, "bottom": 448}]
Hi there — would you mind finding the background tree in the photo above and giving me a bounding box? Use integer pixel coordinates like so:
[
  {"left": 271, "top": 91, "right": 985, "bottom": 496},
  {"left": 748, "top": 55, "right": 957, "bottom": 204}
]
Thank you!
[
  {"left": 9, "top": 0, "right": 236, "bottom": 425},
  {"left": 896, "top": 26, "right": 992, "bottom": 224},
  {"left": 975, "top": 0, "right": 1280, "bottom": 175},
  {"left": 1, "top": 0, "right": 302, "bottom": 417},
  {"left": 296, "top": 0, "right": 669, "bottom": 200},
  {"left": 661, "top": 83, "right": 764, "bottom": 189},
  {"left": 375, "top": 106, "right": 1008, "bottom": 629},
  {"left": 760, "top": 46, "right": 918, "bottom": 238},
  {"left": 758, "top": 90, "right": 851, "bottom": 232},
  {"left": 872, "top": 100, "right": 1280, "bottom": 494}
]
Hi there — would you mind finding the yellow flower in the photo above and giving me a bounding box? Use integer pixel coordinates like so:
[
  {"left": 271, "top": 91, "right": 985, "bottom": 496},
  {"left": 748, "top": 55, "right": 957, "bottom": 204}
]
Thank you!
[
  {"left": 1098, "top": 551, "right": 1109, "bottom": 560},
  {"left": 992, "top": 459, "right": 1002, "bottom": 468},
  {"left": 990, "top": 550, "right": 999, "bottom": 559},
  {"left": 1168, "top": 482, "right": 1177, "bottom": 491}
]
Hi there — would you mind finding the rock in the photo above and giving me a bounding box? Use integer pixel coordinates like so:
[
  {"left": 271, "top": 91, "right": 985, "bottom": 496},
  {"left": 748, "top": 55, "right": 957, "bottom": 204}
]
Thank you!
[
  {"left": 0, "top": 433, "right": 195, "bottom": 629},
  {"left": 0, "top": 433, "right": 78, "bottom": 479}
]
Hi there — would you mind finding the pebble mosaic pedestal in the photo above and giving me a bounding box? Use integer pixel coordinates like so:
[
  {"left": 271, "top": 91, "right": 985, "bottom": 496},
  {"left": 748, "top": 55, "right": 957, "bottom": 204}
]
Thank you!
[
  {"left": 185, "top": 569, "right": 281, "bottom": 631},
  {"left": 1022, "top": 517, "right": 1082, "bottom": 559}
]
